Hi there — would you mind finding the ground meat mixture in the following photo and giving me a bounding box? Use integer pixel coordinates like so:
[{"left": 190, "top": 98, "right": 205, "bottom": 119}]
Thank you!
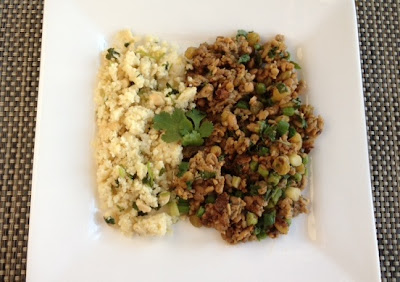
[{"left": 173, "top": 31, "right": 324, "bottom": 244}]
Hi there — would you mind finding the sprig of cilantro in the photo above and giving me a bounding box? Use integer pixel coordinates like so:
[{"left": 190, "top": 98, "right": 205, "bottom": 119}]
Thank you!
[{"left": 153, "top": 109, "right": 214, "bottom": 146}]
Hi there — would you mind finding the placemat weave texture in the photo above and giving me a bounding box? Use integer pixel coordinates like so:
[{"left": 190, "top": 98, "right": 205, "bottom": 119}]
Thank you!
[{"left": 0, "top": 0, "right": 398, "bottom": 281}]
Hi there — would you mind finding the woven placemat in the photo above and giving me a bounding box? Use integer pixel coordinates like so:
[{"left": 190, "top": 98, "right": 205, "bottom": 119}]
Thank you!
[
  {"left": 0, "top": 0, "right": 398, "bottom": 281},
  {"left": 356, "top": 1, "right": 400, "bottom": 281}
]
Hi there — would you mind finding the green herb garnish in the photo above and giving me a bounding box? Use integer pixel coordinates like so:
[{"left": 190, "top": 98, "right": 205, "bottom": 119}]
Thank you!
[
  {"left": 238, "top": 54, "right": 251, "bottom": 64},
  {"left": 142, "top": 162, "right": 154, "bottom": 187},
  {"left": 268, "top": 47, "right": 278, "bottom": 58},
  {"left": 236, "top": 100, "right": 249, "bottom": 109},
  {"left": 236, "top": 30, "right": 248, "bottom": 39},
  {"left": 104, "top": 216, "right": 115, "bottom": 225},
  {"left": 290, "top": 61, "right": 301, "bottom": 69},
  {"left": 163, "top": 62, "right": 170, "bottom": 70},
  {"left": 177, "top": 162, "right": 190, "bottom": 177},
  {"left": 166, "top": 82, "right": 179, "bottom": 95},
  {"left": 153, "top": 109, "right": 214, "bottom": 146},
  {"left": 159, "top": 167, "right": 166, "bottom": 176},
  {"left": 106, "top": 48, "right": 120, "bottom": 60},
  {"left": 276, "top": 82, "right": 288, "bottom": 93}
]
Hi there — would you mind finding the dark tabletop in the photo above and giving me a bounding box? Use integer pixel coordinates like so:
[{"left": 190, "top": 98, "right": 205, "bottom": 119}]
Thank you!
[{"left": 0, "top": 0, "right": 399, "bottom": 281}]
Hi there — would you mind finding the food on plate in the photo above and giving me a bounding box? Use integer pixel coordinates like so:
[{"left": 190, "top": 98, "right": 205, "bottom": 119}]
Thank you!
[
  {"left": 94, "top": 29, "right": 324, "bottom": 243},
  {"left": 94, "top": 30, "right": 197, "bottom": 236},
  {"left": 168, "top": 30, "right": 324, "bottom": 243}
]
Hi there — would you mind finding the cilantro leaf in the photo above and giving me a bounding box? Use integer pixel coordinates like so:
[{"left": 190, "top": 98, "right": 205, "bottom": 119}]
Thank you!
[
  {"left": 154, "top": 109, "right": 192, "bottom": 143},
  {"left": 161, "top": 130, "right": 181, "bottom": 143},
  {"left": 177, "top": 162, "right": 189, "bottom": 177},
  {"left": 182, "top": 131, "right": 204, "bottom": 146},
  {"left": 198, "top": 120, "right": 214, "bottom": 138},
  {"left": 154, "top": 109, "right": 213, "bottom": 146},
  {"left": 186, "top": 109, "right": 206, "bottom": 130},
  {"left": 153, "top": 112, "right": 172, "bottom": 130},
  {"left": 179, "top": 117, "right": 193, "bottom": 136}
]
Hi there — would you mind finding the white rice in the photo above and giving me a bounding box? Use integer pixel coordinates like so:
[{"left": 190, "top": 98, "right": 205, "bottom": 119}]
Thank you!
[{"left": 94, "top": 30, "right": 196, "bottom": 236}]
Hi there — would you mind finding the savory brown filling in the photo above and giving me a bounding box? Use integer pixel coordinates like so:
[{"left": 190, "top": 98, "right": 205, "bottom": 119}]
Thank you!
[{"left": 172, "top": 31, "right": 324, "bottom": 244}]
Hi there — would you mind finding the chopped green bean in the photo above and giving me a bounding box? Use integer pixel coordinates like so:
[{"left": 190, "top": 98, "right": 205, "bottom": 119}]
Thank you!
[
  {"left": 167, "top": 201, "right": 180, "bottom": 217},
  {"left": 257, "top": 165, "right": 269, "bottom": 178},
  {"left": 232, "top": 176, "right": 241, "bottom": 188},
  {"left": 196, "top": 206, "right": 205, "bottom": 217},
  {"left": 302, "top": 155, "right": 309, "bottom": 165},
  {"left": 267, "top": 172, "right": 281, "bottom": 186},
  {"left": 277, "top": 120, "right": 290, "bottom": 136},
  {"left": 263, "top": 210, "right": 276, "bottom": 228},
  {"left": 250, "top": 160, "right": 259, "bottom": 172},
  {"left": 271, "top": 189, "right": 283, "bottom": 204}
]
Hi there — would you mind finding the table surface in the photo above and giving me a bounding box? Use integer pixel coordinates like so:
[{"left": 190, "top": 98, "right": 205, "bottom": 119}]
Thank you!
[{"left": 0, "top": 0, "right": 399, "bottom": 281}]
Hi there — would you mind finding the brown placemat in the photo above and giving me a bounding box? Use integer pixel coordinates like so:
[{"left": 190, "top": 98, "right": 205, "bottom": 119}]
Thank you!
[
  {"left": 0, "top": 0, "right": 43, "bottom": 281},
  {"left": 356, "top": 1, "right": 400, "bottom": 281},
  {"left": 0, "top": 0, "right": 399, "bottom": 281}
]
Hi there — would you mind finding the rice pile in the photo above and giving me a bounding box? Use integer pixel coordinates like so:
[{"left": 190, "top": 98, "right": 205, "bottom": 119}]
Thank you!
[{"left": 94, "top": 30, "right": 196, "bottom": 236}]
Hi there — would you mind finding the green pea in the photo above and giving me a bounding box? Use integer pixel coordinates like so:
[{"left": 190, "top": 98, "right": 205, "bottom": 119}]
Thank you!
[
  {"left": 293, "top": 173, "right": 302, "bottom": 182},
  {"left": 246, "top": 212, "right": 258, "bottom": 226},
  {"left": 282, "top": 107, "right": 295, "bottom": 116},
  {"left": 256, "top": 83, "right": 267, "bottom": 94}
]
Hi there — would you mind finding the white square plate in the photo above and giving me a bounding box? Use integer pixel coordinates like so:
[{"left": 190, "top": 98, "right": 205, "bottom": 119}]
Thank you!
[{"left": 27, "top": 0, "right": 381, "bottom": 281}]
